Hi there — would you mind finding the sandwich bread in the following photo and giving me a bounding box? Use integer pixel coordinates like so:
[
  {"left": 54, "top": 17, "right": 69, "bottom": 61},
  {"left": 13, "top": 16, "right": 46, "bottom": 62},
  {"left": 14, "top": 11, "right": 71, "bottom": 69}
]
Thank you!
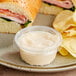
[{"left": 0, "top": 0, "right": 41, "bottom": 33}]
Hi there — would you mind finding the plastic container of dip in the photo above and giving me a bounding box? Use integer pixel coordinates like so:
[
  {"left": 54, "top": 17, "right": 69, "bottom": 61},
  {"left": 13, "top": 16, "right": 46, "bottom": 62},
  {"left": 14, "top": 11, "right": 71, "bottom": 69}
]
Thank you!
[{"left": 15, "top": 26, "right": 62, "bottom": 65}]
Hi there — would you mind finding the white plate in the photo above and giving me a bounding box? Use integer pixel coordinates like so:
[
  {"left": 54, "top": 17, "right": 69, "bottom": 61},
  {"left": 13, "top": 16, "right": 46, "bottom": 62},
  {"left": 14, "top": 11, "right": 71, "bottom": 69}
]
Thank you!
[{"left": 0, "top": 14, "right": 76, "bottom": 72}]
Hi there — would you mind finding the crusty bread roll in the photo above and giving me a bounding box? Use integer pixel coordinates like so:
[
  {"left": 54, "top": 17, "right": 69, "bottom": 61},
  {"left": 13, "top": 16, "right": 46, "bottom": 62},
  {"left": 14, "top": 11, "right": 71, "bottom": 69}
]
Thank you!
[{"left": 0, "top": 0, "right": 41, "bottom": 33}]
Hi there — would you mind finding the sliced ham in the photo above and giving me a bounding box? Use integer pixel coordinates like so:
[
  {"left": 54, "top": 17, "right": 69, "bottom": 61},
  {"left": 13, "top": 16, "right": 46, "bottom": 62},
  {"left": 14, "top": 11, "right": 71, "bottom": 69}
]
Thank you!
[
  {"left": 43, "top": 0, "right": 73, "bottom": 9},
  {"left": 0, "top": 8, "right": 28, "bottom": 24}
]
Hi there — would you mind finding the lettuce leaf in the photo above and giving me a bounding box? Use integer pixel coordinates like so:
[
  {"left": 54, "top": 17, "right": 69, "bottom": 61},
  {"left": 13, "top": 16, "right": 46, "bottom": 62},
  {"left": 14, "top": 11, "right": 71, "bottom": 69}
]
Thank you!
[{"left": 24, "top": 20, "right": 31, "bottom": 27}]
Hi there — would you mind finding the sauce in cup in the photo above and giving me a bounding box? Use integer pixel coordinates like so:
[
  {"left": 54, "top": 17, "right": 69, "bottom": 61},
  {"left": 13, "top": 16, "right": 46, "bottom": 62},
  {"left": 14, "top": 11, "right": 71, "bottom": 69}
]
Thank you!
[{"left": 15, "top": 26, "right": 62, "bottom": 65}]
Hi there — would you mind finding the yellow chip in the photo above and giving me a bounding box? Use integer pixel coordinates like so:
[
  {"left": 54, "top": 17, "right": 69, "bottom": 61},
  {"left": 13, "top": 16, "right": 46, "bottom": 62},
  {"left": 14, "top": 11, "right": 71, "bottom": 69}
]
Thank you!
[
  {"left": 62, "top": 37, "right": 76, "bottom": 58},
  {"left": 72, "top": 0, "right": 76, "bottom": 7},
  {"left": 53, "top": 10, "right": 74, "bottom": 32},
  {"left": 62, "top": 26, "right": 76, "bottom": 37},
  {"left": 58, "top": 47, "right": 69, "bottom": 56},
  {"left": 73, "top": 10, "right": 76, "bottom": 23}
]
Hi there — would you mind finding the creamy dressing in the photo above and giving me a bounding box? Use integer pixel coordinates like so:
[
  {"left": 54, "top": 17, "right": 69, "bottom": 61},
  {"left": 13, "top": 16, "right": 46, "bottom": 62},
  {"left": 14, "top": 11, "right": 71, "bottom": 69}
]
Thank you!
[
  {"left": 15, "top": 26, "right": 62, "bottom": 65},
  {"left": 18, "top": 31, "right": 57, "bottom": 51}
]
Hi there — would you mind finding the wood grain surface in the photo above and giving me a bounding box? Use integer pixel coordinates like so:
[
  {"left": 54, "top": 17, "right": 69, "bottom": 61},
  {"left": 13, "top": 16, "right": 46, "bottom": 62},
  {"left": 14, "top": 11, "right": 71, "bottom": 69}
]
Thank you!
[{"left": 0, "top": 65, "right": 76, "bottom": 76}]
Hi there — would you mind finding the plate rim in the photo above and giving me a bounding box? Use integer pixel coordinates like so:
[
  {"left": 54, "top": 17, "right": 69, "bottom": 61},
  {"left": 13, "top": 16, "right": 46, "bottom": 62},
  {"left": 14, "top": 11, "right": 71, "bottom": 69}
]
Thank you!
[{"left": 0, "top": 59, "right": 76, "bottom": 72}]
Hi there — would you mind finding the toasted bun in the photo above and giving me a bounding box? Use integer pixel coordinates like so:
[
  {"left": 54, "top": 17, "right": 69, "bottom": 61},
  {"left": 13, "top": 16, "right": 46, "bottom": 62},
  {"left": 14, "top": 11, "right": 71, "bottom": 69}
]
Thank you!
[
  {"left": 0, "top": 0, "right": 42, "bottom": 21},
  {"left": 0, "top": 18, "right": 33, "bottom": 33},
  {"left": 0, "top": 0, "right": 41, "bottom": 33},
  {"left": 0, "top": 18, "right": 21, "bottom": 33},
  {"left": 39, "top": 2, "right": 63, "bottom": 15}
]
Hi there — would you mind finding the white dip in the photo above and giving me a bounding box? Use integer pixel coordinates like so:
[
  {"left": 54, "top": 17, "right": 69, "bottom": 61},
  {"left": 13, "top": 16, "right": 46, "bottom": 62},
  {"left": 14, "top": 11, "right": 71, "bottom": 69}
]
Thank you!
[
  {"left": 18, "top": 31, "right": 56, "bottom": 51},
  {"left": 15, "top": 26, "right": 62, "bottom": 65}
]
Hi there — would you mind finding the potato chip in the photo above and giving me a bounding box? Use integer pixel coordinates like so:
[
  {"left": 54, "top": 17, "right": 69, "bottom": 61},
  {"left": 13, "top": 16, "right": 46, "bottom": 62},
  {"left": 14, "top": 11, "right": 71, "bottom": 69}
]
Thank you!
[
  {"left": 53, "top": 10, "right": 76, "bottom": 57},
  {"left": 53, "top": 10, "right": 74, "bottom": 32},
  {"left": 58, "top": 46, "right": 69, "bottom": 56},
  {"left": 72, "top": 0, "right": 76, "bottom": 7},
  {"left": 73, "top": 10, "right": 76, "bottom": 23},
  {"left": 61, "top": 37, "right": 76, "bottom": 57},
  {"left": 62, "top": 26, "right": 76, "bottom": 37}
]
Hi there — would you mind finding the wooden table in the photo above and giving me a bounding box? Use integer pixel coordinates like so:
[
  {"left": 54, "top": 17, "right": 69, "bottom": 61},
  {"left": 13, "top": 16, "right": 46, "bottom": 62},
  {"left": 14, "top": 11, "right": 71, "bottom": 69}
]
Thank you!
[{"left": 0, "top": 65, "right": 76, "bottom": 76}]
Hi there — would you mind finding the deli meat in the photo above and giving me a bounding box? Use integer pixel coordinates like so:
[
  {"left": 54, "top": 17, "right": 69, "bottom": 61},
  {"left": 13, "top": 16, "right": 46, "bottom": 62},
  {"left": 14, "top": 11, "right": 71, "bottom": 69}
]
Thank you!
[
  {"left": 0, "top": 8, "right": 28, "bottom": 24},
  {"left": 43, "top": 0, "right": 73, "bottom": 9}
]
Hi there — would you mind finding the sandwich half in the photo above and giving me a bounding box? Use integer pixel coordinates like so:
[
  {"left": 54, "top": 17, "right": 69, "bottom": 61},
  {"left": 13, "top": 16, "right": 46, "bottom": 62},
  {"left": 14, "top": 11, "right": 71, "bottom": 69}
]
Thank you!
[
  {"left": 0, "top": 0, "right": 41, "bottom": 33},
  {"left": 40, "top": 0, "right": 75, "bottom": 15}
]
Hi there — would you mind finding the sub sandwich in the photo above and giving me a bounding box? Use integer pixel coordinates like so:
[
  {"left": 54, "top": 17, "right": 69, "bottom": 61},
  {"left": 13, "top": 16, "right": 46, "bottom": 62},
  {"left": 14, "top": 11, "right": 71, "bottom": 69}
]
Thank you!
[
  {"left": 40, "top": 0, "right": 75, "bottom": 15},
  {"left": 0, "top": 0, "right": 41, "bottom": 33}
]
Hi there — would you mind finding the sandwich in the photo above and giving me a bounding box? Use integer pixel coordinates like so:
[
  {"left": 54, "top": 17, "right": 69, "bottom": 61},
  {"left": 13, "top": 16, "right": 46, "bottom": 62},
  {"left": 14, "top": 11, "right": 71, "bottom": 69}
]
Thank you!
[
  {"left": 40, "top": 0, "right": 75, "bottom": 15},
  {"left": 0, "top": 0, "right": 41, "bottom": 33}
]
